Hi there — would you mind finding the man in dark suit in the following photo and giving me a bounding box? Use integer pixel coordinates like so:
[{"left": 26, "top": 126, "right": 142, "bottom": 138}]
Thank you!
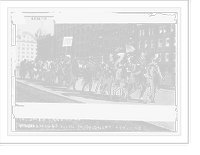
[{"left": 147, "top": 54, "right": 165, "bottom": 103}]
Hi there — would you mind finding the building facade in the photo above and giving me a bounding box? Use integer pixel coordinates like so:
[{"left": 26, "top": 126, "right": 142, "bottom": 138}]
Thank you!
[
  {"left": 136, "top": 24, "right": 176, "bottom": 73},
  {"left": 37, "top": 35, "right": 55, "bottom": 59},
  {"left": 16, "top": 31, "right": 37, "bottom": 66},
  {"left": 53, "top": 23, "right": 138, "bottom": 59}
]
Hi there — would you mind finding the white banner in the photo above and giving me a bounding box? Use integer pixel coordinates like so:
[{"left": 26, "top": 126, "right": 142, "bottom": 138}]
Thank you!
[{"left": 63, "top": 36, "right": 73, "bottom": 47}]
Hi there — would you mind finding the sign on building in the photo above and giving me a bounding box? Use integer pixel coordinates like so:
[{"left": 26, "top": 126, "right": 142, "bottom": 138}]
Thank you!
[{"left": 63, "top": 36, "right": 73, "bottom": 47}]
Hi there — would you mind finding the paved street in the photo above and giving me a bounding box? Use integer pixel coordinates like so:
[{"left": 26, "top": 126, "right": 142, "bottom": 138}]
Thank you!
[
  {"left": 15, "top": 78, "right": 175, "bottom": 105},
  {"left": 12, "top": 79, "right": 177, "bottom": 132}
]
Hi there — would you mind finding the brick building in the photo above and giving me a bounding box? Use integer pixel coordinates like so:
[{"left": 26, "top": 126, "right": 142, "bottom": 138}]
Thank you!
[
  {"left": 53, "top": 23, "right": 138, "bottom": 59},
  {"left": 137, "top": 23, "right": 176, "bottom": 86}
]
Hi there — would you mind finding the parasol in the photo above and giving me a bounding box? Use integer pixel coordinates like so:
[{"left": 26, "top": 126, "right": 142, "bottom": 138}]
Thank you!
[{"left": 115, "top": 44, "right": 136, "bottom": 55}]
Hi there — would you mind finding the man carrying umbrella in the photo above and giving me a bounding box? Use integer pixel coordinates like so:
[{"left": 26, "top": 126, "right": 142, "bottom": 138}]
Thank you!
[
  {"left": 113, "top": 44, "right": 135, "bottom": 99},
  {"left": 126, "top": 49, "right": 148, "bottom": 103}
]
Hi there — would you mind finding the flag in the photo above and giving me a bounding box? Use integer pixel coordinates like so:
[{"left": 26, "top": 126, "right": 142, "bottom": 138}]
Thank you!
[{"left": 125, "top": 44, "right": 135, "bottom": 53}]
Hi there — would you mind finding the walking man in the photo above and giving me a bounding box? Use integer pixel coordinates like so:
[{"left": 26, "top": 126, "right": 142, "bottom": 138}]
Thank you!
[
  {"left": 101, "top": 54, "right": 114, "bottom": 100},
  {"left": 82, "top": 55, "right": 96, "bottom": 94},
  {"left": 49, "top": 58, "right": 58, "bottom": 85},
  {"left": 126, "top": 50, "right": 148, "bottom": 103},
  {"left": 147, "top": 54, "right": 165, "bottom": 103},
  {"left": 95, "top": 55, "right": 105, "bottom": 92}
]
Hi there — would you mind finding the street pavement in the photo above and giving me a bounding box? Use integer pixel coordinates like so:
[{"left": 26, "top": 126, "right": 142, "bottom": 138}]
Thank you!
[
  {"left": 13, "top": 79, "right": 177, "bottom": 128},
  {"left": 15, "top": 78, "right": 175, "bottom": 105}
]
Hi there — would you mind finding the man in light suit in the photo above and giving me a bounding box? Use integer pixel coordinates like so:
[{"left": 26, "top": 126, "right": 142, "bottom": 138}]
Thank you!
[{"left": 147, "top": 54, "right": 165, "bottom": 103}]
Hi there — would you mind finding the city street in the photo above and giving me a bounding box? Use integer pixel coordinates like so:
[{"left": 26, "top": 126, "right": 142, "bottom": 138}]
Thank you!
[
  {"left": 15, "top": 78, "right": 175, "bottom": 105},
  {"left": 13, "top": 79, "right": 177, "bottom": 132}
]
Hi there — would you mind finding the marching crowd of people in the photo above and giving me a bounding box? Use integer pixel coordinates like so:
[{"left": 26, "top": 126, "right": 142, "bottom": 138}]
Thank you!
[{"left": 18, "top": 45, "right": 164, "bottom": 103}]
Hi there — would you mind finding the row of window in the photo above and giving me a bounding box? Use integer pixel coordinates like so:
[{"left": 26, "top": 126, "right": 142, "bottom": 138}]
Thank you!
[
  {"left": 17, "top": 55, "right": 34, "bottom": 59},
  {"left": 18, "top": 47, "right": 36, "bottom": 50},
  {"left": 138, "top": 37, "right": 175, "bottom": 49},
  {"left": 17, "top": 43, "right": 36, "bottom": 46},
  {"left": 139, "top": 24, "right": 175, "bottom": 37},
  {"left": 18, "top": 51, "right": 35, "bottom": 54},
  {"left": 157, "top": 53, "right": 176, "bottom": 63}
]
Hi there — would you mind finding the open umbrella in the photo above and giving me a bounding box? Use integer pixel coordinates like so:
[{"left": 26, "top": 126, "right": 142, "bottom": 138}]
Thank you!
[{"left": 115, "top": 44, "right": 136, "bottom": 55}]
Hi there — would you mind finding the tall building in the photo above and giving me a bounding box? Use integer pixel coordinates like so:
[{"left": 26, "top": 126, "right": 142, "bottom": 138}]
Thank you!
[
  {"left": 36, "top": 34, "right": 54, "bottom": 60},
  {"left": 53, "top": 23, "right": 138, "bottom": 59},
  {"left": 16, "top": 31, "right": 37, "bottom": 66},
  {"left": 137, "top": 24, "right": 176, "bottom": 73}
]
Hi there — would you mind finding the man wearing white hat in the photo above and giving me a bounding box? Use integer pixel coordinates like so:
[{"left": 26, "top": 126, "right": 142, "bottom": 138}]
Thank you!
[{"left": 126, "top": 49, "right": 148, "bottom": 103}]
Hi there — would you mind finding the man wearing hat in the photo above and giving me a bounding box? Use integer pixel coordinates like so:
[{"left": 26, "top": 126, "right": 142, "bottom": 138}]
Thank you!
[
  {"left": 147, "top": 54, "right": 165, "bottom": 103},
  {"left": 126, "top": 49, "right": 148, "bottom": 103}
]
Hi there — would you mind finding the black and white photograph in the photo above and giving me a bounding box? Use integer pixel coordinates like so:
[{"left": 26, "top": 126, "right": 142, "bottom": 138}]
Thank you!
[{"left": 0, "top": 0, "right": 190, "bottom": 144}]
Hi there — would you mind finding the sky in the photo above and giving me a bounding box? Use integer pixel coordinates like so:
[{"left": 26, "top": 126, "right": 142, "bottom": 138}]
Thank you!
[{"left": 17, "top": 16, "right": 54, "bottom": 36}]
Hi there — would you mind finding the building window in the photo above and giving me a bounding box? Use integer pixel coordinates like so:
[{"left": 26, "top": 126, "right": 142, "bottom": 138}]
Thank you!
[
  {"left": 163, "top": 25, "right": 166, "bottom": 33},
  {"left": 171, "top": 24, "right": 175, "bottom": 32},
  {"left": 22, "top": 44, "right": 25, "bottom": 46},
  {"left": 22, "top": 47, "right": 25, "bottom": 50},
  {"left": 26, "top": 48, "right": 29, "bottom": 50},
  {"left": 145, "top": 40, "right": 148, "bottom": 48},
  {"left": 174, "top": 37, "right": 176, "bottom": 46},
  {"left": 151, "top": 40, "right": 155, "bottom": 48},
  {"left": 31, "top": 48, "right": 34, "bottom": 50},
  {"left": 148, "top": 28, "right": 154, "bottom": 35},
  {"left": 31, "top": 56, "right": 34, "bottom": 59},
  {"left": 159, "top": 26, "right": 163, "bottom": 33},
  {"left": 165, "top": 53, "right": 169, "bottom": 62},
  {"left": 158, "top": 39, "right": 162, "bottom": 47},
  {"left": 22, "top": 52, "right": 25, "bottom": 54},
  {"left": 149, "top": 28, "right": 152, "bottom": 35},
  {"left": 31, "top": 52, "right": 34, "bottom": 54},
  {"left": 139, "top": 41, "right": 142, "bottom": 49},
  {"left": 18, "top": 47, "right": 20, "bottom": 50},
  {"left": 140, "top": 30, "right": 145, "bottom": 36},
  {"left": 22, "top": 56, "right": 25, "bottom": 58},
  {"left": 166, "top": 38, "right": 170, "bottom": 47},
  {"left": 27, "top": 44, "right": 29, "bottom": 46},
  {"left": 26, "top": 56, "right": 29, "bottom": 58},
  {"left": 173, "top": 53, "right": 176, "bottom": 62}
]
